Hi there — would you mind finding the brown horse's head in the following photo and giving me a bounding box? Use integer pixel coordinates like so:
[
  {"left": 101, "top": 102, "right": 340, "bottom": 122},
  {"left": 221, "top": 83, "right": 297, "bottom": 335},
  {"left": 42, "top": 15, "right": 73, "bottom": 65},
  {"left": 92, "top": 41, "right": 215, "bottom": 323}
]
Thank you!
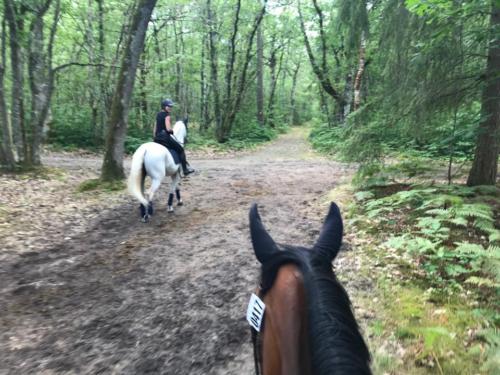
[{"left": 249, "top": 203, "right": 371, "bottom": 375}]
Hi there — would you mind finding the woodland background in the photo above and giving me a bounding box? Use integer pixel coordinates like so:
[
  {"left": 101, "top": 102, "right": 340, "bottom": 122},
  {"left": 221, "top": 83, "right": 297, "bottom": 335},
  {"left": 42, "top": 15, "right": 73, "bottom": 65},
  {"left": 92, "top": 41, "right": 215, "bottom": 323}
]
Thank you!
[{"left": 0, "top": 0, "right": 498, "bottom": 185}]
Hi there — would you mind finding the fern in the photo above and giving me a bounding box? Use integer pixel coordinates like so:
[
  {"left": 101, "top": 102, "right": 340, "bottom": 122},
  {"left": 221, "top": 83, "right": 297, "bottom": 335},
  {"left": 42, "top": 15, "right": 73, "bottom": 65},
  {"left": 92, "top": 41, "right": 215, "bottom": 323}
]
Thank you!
[
  {"left": 417, "top": 217, "right": 443, "bottom": 230},
  {"left": 421, "top": 194, "right": 463, "bottom": 209},
  {"left": 455, "top": 203, "right": 494, "bottom": 222},
  {"left": 365, "top": 198, "right": 387, "bottom": 211},
  {"left": 473, "top": 219, "right": 495, "bottom": 234},
  {"left": 473, "top": 185, "right": 500, "bottom": 197},
  {"left": 408, "top": 237, "right": 440, "bottom": 255},
  {"left": 486, "top": 245, "right": 500, "bottom": 260},
  {"left": 425, "top": 208, "right": 452, "bottom": 217},
  {"left": 465, "top": 277, "right": 499, "bottom": 288},
  {"left": 354, "top": 191, "right": 375, "bottom": 201},
  {"left": 366, "top": 207, "right": 393, "bottom": 218},
  {"left": 385, "top": 235, "right": 409, "bottom": 250},
  {"left": 356, "top": 182, "right": 499, "bottom": 295},
  {"left": 454, "top": 242, "right": 487, "bottom": 257},
  {"left": 445, "top": 264, "right": 469, "bottom": 277},
  {"left": 488, "top": 230, "right": 500, "bottom": 244},
  {"left": 446, "top": 217, "right": 468, "bottom": 227}
]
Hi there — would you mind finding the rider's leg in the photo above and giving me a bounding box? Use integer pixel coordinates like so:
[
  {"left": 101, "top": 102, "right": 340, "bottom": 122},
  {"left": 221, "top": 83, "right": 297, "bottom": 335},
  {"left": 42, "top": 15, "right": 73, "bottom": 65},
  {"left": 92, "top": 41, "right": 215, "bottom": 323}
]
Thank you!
[
  {"left": 166, "top": 140, "right": 192, "bottom": 175},
  {"left": 178, "top": 148, "right": 194, "bottom": 176}
]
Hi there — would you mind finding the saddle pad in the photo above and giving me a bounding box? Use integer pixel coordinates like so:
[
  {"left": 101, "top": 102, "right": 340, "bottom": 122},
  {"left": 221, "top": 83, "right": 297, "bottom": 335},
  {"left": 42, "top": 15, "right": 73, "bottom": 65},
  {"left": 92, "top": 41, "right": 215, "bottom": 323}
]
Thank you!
[{"left": 168, "top": 148, "right": 181, "bottom": 165}]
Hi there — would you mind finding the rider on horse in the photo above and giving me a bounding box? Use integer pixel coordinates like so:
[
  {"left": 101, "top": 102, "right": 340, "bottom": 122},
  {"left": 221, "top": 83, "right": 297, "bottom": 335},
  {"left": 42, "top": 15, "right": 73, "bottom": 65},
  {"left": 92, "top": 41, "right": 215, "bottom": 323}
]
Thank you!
[{"left": 154, "top": 99, "right": 195, "bottom": 177}]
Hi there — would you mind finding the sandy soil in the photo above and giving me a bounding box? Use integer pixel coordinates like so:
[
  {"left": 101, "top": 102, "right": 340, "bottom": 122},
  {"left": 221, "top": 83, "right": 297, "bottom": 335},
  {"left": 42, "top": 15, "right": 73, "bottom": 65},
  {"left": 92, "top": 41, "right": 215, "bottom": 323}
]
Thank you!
[{"left": 0, "top": 128, "right": 366, "bottom": 375}]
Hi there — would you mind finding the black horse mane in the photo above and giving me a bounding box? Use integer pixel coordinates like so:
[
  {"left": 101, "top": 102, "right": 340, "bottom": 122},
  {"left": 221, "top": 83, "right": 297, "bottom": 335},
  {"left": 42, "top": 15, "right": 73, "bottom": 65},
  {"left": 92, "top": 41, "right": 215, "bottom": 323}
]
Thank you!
[{"left": 260, "top": 245, "right": 372, "bottom": 375}]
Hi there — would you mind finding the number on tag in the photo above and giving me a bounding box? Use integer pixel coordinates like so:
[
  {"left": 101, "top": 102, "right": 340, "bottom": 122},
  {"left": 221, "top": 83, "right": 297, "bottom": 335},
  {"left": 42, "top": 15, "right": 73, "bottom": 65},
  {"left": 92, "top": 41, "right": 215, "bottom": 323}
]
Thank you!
[{"left": 246, "top": 293, "right": 265, "bottom": 332}]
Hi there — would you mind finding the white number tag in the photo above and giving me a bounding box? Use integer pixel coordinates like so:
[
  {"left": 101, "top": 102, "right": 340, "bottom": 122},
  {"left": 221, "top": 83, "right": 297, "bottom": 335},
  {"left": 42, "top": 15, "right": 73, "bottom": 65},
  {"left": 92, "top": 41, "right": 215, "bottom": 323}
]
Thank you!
[{"left": 246, "top": 293, "right": 266, "bottom": 332}]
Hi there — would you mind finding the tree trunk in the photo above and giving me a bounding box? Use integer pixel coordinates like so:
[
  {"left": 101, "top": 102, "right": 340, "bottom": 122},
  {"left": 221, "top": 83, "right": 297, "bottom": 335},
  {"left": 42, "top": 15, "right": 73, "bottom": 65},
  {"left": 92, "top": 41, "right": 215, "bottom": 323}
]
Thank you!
[
  {"left": 353, "top": 33, "right": 366, "bottom": 111},
  {"left": 216, "top": 1, "right": 267, "bottom": 142},
  {"left": 342, "top": 72, "right": 353, "bottom": 120},
  {"left": 267, "top": 43, "right": 284, "bottom": 128},
  {"left": 29, "top": 16, "right": 46, "bottom": 165},
  {"left": 0, "top": 15, "right": 15, "bottom": 169},
  {"left": 86, "top": 0, "right": 100, "bottom": 145},
  {"left": 200, "top": 32, "right": 210, "bottom": 131},
  {"left": 290, "top": 62, "right": 301, "bottom": 125},
  {"left": 96, "top": 0, "right": 106, "bottom": 140},
  {"left": 152, "top": 20, "right": 165, "bottom": 87},
  {"left": 215, "top": 0, "right": 242, "bottom": 142},
  {"left": 139, "top": 58, "right": 148, "bottom": 129},
  {"left": 256, "top": 24, "right": 264, "bottom": 126},
  {"left": 319, "top": 86, "right": 333, "bottom": 127},
  {"left": 467, "top": 1, "right": 500, "bottom": 186},
  {"left": 4, "top": 0, "right": 27, "bottom": 162},
  {"left": 207, "top": 0, "right": 222, "bottom": 134},
  {"left": 101, "top": 0, "right": 157, "bottom": 181},
  {"left": 179, "top": 19, "right": 189, "bottom": 117},
  {"left": 27, "top": 0, "right": 60, "bottom": 166},
  {"left": 298, "top": 0, "right": 346, "bottom": 120},
  {"left": 173, "top": 18, "right": 182, "bottom": 107}
]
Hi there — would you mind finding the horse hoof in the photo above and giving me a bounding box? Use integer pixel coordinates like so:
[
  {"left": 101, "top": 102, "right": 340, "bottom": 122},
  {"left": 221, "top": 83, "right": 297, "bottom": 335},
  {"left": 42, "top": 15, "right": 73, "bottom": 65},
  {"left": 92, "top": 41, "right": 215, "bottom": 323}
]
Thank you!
[
  {"left": 177, "top": 200, "right": 183, "bottom": 206},
  {"left": 141, "top": 215, "right": 150, "bottom": 223},
  {"left": 168, "top": 207, "right": 174, "bottom": 213}
]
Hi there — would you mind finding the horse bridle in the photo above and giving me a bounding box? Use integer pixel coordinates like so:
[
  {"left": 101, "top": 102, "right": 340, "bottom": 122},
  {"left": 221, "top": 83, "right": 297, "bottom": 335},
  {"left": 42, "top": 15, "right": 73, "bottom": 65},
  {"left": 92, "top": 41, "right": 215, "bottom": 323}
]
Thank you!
[{"left": 251, "top": 286, "right": 265, "bottom": 375}]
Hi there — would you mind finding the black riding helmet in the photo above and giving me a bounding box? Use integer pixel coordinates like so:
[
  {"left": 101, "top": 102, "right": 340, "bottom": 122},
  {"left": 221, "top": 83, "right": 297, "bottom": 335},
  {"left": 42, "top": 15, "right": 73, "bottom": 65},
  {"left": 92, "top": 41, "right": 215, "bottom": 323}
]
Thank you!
[{"left": 161, "top": 99, "right": 174, "bottom": 108}]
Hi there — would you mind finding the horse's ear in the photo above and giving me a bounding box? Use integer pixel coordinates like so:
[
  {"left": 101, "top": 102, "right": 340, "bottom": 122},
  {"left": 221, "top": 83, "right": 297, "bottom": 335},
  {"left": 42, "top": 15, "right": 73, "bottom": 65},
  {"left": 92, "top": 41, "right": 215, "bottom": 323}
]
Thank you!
[
  {"left": 313, "top": 202, "right": 343, "bottom": 262},
  {"left": 183, "top": 117, "right": 189, "bottom": 126},
  {"left": 249, "top": 204, "right": 278, "bottom": 264}
]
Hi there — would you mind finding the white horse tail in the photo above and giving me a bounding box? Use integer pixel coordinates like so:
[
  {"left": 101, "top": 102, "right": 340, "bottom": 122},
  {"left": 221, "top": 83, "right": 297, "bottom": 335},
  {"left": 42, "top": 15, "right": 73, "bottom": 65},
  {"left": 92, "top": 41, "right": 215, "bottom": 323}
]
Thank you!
[{"left": 128, "top": 144, "right": 149, "bottom": 207}]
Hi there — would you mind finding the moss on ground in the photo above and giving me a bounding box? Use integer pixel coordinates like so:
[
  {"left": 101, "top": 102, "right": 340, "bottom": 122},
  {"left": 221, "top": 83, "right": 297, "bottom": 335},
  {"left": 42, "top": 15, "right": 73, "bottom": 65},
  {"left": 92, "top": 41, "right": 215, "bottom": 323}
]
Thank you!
[{"left": 77, "top": 178, "right": 125, "bottom": 193}]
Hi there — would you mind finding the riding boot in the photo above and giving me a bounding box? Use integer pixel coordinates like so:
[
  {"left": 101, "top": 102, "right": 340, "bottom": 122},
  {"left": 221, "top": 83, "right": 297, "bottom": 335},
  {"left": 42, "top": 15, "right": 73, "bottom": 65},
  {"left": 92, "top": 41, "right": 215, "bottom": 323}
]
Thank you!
[{"left": 180, "top": 151, "right": 194, "bottom": 176}]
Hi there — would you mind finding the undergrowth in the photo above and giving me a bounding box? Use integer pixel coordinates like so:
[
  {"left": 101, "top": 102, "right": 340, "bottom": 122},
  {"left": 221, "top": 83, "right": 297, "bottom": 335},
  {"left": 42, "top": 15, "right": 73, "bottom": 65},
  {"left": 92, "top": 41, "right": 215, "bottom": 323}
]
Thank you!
[
  {"left": 318, "top": 141, "right": 500, "bottom": 374},
  {"left": 122, "top": 120, "right": 286, "bottom": 154},
  {"left": 187, "top": 120, "right": 286, "bottom": 151},
  {"left": 349, "top": 181, "right": 499, "bottom": 374}
]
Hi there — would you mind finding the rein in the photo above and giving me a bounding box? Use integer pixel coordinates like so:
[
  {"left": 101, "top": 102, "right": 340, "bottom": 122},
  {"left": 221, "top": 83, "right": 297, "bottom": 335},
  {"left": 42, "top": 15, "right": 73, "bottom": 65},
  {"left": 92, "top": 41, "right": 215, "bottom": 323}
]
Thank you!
[{"left": 251, "top": 286, "right": 265, "bottom": 375}]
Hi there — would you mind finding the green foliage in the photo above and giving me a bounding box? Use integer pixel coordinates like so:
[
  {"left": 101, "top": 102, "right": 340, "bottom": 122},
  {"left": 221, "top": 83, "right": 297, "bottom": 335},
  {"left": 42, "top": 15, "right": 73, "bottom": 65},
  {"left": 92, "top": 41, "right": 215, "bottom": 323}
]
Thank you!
[
  {"left": 48, "top": 110, "right": 102, "bottom": 150},
  {"left": 309, "top": 122, "right": 345, "bottom": 155},
  {"left": 478, "top": 328, "right": 500, "bottom": 373},
  {"left": 358, "top": 183, "right": 500, "bottom": 299},
  {"left": 77, "top": 178, "right": 125, "bottom": 193},
  {"left": 307, "top": 0, "right": 488, "bottom": 179}
]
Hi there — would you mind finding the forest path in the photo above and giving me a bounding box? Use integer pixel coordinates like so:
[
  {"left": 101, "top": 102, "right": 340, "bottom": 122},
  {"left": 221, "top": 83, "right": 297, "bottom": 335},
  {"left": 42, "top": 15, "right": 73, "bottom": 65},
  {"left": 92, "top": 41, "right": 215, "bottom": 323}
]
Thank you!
[{"left": 0, "top": 127, "right": 364, "bottom": 375}]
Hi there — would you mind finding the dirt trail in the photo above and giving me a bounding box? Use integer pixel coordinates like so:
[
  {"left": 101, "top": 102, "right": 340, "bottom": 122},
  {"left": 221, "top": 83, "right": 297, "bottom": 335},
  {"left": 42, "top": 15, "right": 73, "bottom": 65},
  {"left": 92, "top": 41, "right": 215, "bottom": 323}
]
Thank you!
[{"left": 0, "top": 128, "right": 361, "bottom": 375}]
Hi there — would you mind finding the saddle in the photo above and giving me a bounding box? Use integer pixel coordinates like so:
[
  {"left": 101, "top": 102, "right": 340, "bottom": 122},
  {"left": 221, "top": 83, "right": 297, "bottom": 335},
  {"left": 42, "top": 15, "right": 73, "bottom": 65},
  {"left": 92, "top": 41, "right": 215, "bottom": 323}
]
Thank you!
[{"left": 154, "top": 132, "right": 182, "bottom": 165}]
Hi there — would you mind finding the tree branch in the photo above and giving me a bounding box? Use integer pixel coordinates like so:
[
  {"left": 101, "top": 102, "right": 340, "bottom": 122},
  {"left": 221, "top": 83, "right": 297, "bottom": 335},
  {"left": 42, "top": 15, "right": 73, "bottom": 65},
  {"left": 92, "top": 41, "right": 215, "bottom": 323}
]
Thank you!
[{"left": 52, "top": 62, "right": 115, "bottom": 74}]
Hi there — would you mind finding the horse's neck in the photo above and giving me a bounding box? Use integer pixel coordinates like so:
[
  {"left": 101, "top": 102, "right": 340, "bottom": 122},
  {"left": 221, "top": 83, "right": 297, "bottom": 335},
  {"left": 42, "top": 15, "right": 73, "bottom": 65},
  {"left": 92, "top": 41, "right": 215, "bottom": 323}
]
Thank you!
[
  {"left": 263, "top": 264, "right": 311, "bottom": 375},
  {"left": 173, "top": 122, "right": 186, "bottom": 146}
]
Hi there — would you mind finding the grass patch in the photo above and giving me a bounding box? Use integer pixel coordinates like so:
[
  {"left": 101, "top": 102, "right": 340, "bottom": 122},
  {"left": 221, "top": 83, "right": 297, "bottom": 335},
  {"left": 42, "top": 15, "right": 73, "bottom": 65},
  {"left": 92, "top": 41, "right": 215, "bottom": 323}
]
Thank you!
[
  {"left": 77, "top": 178, "right": 125, "bottom": 193},
  {"left": 375, "top": 281, "right": 496, "bottom": 374},
  {"left": 1, "top": 165, "right": 67, "bottom": 181}
]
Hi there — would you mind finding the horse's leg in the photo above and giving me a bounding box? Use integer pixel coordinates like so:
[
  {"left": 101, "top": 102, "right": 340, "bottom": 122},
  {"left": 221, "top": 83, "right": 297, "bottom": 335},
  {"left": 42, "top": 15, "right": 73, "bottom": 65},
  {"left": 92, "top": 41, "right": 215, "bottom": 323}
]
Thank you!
[
  {"left": 140, "top": 170, "right": 154, "bottom": 216},
  {"left": 176, "top": 187, "right": 183, "bottom": 206},
  {"left": 142, "top": 176, "right": 162, "bottom": 222},
  {"left": 167, "top": 172, "right": 181, "bottom": 213}
]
